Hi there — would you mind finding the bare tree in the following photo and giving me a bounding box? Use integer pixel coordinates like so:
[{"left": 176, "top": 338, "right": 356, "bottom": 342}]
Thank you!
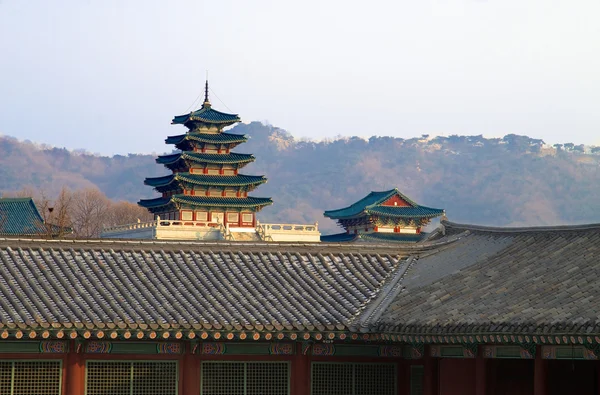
[
  {"left": 106, "top": 201, "right": 153, "bottom": 227},
  {"left": 70, "top": 188, "right": 110, "bottom": 238},
  {"left": 37, "top": 187, "right": 74, "bottom": 238}
]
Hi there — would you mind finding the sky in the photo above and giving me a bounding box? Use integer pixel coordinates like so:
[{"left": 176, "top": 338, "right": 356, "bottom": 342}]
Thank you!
[{"left": 1, "top": 0, "right": 599, "bottom": 155}]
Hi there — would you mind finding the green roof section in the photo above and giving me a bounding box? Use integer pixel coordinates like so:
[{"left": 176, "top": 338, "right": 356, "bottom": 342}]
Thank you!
[
  {"left": 172, "top": 103, "right": 240, "bottom": 125},
  {"left": 138, "top": 195, "right": 273, "bottom": 210},
  {"left": 0, "top": 198, "right": 46, "bottom": 235},
  {"left": 165, "top": 132, "right": 248, "bottom": 146},
  {"left": 323, "top": 188, "right": 444, "bottom": 220},
  {"left": 156, "top": 152, "right": 255, "bottom": 166},
  {"left": 144, "top": 173, "right": 267, "bottom": 188}
]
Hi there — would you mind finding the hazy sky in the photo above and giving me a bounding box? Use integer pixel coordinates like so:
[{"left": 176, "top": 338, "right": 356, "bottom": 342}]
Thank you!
[{"left": 1, "top": 0, "right": 599, "bottom": 155}]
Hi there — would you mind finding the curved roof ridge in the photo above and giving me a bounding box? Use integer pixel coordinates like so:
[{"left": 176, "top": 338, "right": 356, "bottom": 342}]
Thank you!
[{"left": 443, "top": 220, "right": 600, "bottom": 233}]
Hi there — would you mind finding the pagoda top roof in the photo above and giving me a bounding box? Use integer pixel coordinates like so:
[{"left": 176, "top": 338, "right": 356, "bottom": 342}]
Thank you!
[
  {"left": 156, "top": 152, "right": 255, "bottom": 166},
  {"left": 144, "top": 173, "right": 267, "bottom": 188},
  {"left": 323, "top": 188, "right": 444, "bottom": 220},
  {"left": 172, "top": 103, "right": 240, "bottom": 125},
  {"left": 165, "top": 132, "right": 247, "bottom": 145}
]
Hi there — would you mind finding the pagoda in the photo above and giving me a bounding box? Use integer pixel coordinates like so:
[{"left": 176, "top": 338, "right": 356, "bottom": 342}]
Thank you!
[
  {"left": 322, "top": 188, "right": 444, "bottom": 242},
  {"left": 138, "top": 81, "right": 273, "bottom": 230}
]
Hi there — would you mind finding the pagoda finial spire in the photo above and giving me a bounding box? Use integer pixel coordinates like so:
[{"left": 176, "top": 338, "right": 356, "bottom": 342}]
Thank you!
[{"left": 203, "top": 78, "right": 210, "bottom": 107}]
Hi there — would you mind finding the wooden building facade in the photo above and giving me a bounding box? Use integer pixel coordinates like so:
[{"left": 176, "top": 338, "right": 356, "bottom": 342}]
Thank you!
[{"left": 1, "top": 220, "right": 600, "bottom": 394}]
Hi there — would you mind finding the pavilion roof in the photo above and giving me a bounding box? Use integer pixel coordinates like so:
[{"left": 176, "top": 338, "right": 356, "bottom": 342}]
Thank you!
[
  {"left": 0, "top": 198, "right": 46, "bottom": 236},
  {"left": 323, "top": 188, "right": 444, "bottom": 220}
]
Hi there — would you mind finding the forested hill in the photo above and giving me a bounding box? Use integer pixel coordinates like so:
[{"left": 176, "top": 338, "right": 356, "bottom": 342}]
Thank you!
[{"left": 2, "top": 122, "right": 600, "bottom": 233}]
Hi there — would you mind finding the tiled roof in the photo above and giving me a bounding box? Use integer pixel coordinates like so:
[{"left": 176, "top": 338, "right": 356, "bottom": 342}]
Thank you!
[
  {"left": 165, "top": 132, "right": 247, "bottom": 146},
  {"left": 0, "top": 238, "right": 420, "bottom": 333},
  {"left": 138, "top": 195, "right": 273, "bottom": 209},
  {"left": 0, "top": 198, "right": 46, "bottom": 236},
  {"left": 156, "top": 152, "right": 255, "bottom": 166},
  {"left": 1, "top": 220, "right": 599, "bottom": 339},
  {"left": 144, "top": 173, "right": 267, "bottom": 189},
  {"left": 323, "top": 188, "right": 444, "bottom": 220},
  {"left": 362, "top": 221, "right": 600, "bottom": 336},
  {"left": 172, "top": 104, "right": 240, "bottom": 125}
]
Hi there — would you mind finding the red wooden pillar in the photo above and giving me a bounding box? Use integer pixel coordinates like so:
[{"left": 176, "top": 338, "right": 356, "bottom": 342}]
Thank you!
[
  {"left": 423, "top": 345, "right": 437, "bottom": 395},
  {"left": 291, "top": 343, "right": 310, "bottom": 395},
  {"left": 65, "top": 344, "right": 85, "bottom": 395},
  {"left": 399, "top": 361, "right": 411, "bottom": 395},
  {"left": 534, "top": 346, "right": 547, "bottom": 395},
  {"left": 475, "top": 347, "right": 486, "bottom": 395},
  {"left": 182, "top": 349, "right": 200, "bottom": 395}
]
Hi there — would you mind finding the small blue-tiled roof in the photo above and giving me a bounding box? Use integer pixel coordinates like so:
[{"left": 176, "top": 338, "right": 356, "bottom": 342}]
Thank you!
[
  {"left": 172, "top": 103, "right": 240, "bottom": 125},
  {"left": 323, "top": 188, "right": 444, "bottom": 220},
  {"left": 0, "top": 198, "right": 46, "bottom": 235}
]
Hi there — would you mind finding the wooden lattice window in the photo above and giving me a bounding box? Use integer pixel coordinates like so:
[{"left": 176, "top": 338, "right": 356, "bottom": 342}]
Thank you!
[
  {"left": 201, "top": 361, "right": 290, "bottom": 395},
  {"left": 0, "top": 360, "right": 62, "bottom": 395},
  {"left": 86, "top": 361, "right": 178, "bottom": 395},
  {"left": 311, "top": 362, "right": 397, "bottom": 395}
]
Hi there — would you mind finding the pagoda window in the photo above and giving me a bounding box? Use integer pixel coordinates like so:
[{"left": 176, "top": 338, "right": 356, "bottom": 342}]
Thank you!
[
  {"left": 223, "top": 169, "right": 235, "bottom": 176},
  {"left": 224, "top": 189, "right": 237, "bottom": 197},
  {"left": 195, "top": 211, "right": 208, "bottom": 221},
  {"left": 207, "top": 168, "right": 220, "bottom": 175},
  {"left": 242, "top": 213, "right": 254, "bottom": 224},
  {"left": 192, "top": 187, "right": 205, "bottom": 196},
  {"left": 208, "top": 189, "right": 222, "bottom": 197},
  {"left": 181, "top": 210, "right": 193, "bottom": 221},
  {"left": 227, "top": 212, "right": 239, "bottom": 224}
]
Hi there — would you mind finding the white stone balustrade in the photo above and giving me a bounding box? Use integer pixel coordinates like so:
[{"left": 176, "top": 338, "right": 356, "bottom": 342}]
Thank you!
[{"left": 256, "top": 222, "right": 321, "bottom": 242}]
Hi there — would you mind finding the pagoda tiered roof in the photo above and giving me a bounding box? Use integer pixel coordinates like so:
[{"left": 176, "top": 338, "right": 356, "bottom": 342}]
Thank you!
[
  {"left": 138, "top": 195, "right": 273, "bottom": 210},
  {"left": 165, "top": 132, "right": 248, "bottom": 146},
  {"left": 324, "top": 188, "right": 444, "bottom": 220},
  {"left": 156, "top": 152, "right": 255, "bottom": 166},
  {"left": 144, "top": 173, "right": 267, "bottom": 189},
  {"left": 171, "top": 105, "right": 240, "bottom": 125}
]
